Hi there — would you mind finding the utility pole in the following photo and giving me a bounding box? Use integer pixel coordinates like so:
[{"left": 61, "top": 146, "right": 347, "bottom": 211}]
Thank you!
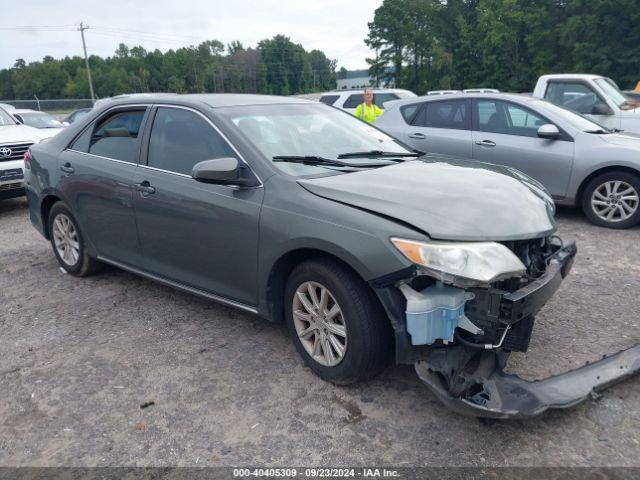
[{"left": 79, "top": 22, "right": 96, "bottom": 104}]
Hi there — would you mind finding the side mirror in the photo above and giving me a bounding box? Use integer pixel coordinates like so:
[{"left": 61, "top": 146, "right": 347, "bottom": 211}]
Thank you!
[
  {"left": 537, "top": 124, "right": 561, "bottom": 139},
  {"left": 192, "top": 157, "right": 259, "bottom": 187},
  {"left": 591, "top": 103, "right": 613, "bottom": 116}
]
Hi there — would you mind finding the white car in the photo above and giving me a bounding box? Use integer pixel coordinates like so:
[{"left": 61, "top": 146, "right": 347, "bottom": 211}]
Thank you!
[
  {"left": 533, "top": 74, "right": 640, "bottom": 133},
  {"left": 11, "top": 109, "right": 65, "bottom": 136},
  {"left": 463, "top": 88, "right": 500, "bottom": 93},
  {"left": 427, "top": 90, "right": 461, "bottom": 96},
  {"left": 0, "top": 107, "right": 56, "bottom": 200},
  {"left": 318, "top": 88, "right": 417, "bottom": 114}
]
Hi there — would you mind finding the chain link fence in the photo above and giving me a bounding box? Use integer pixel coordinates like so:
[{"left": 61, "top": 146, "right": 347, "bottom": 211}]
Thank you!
[{"left": 0, "top": 99, "right": 94, "bottom": 114}]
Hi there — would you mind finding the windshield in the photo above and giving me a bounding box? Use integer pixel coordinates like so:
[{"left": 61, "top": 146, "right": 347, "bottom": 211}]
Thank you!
[
  {"left": 594, "top": 78, "right": 628, "bottom": 107},
  {"left": 18, "top": 112, "right": 63, "bottom": 129},
  {"left": 0, "top": 107, "right": 17, "bottom": 126},
  {"left": 219, "top": 103, "right": 413, "bottom": 176},
  {"left": 532, "top": 99, "right": 613, "bottom": 133}
]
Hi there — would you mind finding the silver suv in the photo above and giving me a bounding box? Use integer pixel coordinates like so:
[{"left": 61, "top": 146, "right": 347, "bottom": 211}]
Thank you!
[{"left": 376, "top": 93, "right": 640, "bottom": 229}]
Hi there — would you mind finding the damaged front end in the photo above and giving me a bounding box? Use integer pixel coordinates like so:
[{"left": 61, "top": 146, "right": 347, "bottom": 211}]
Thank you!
[{"left": 373, "top": 236, "right": 640, "bottom": 418}]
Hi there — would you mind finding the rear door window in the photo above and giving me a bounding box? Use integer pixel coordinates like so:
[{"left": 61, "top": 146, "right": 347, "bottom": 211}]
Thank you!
[
  {"left": 342, "top": 94, "right": 364, "bottom": 109},
  {"left": 147, "top": 107, "right": 235, "bottom": 176},
  {"left": 319, "top": 95, "right": 340, "bottom": 106},
  {"left": 343, "top": 93, "right": 400, "bottom": 109},
  {"left": 416, "top": 100, "right": 469, "bottom": 130},
  {"left": 71, "top": 109, "right": 146, "bottom": 163},
  {"left": 373, "top": 93, "right": 399, "bottom": 108}
]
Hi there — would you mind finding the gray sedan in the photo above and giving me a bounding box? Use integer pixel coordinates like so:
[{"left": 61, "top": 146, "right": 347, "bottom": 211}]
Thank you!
[
  {"left": 23, "top": 94, "right": 639, "bottom": 417},
  {"left": 377, "top": 93, "right": 640, "bottom": 229}
]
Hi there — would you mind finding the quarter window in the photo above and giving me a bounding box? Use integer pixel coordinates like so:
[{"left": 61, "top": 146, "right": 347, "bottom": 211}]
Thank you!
[
  {"left": 147, "top": 107, "right": 235, "bottom": 176},
  {"left": 400, "top": 103, "right": 421, "bottom": 124},
  {"left": 477, "top": 100, "right": 547, "bottom": 138}
]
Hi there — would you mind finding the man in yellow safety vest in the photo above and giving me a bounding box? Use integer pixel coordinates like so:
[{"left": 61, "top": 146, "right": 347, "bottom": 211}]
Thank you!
[{"left": 354, "top": 88, "right": 382, "bottom": 124}]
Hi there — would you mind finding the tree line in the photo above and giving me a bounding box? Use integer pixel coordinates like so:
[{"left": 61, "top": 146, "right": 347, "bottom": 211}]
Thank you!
[
  {"left": 0, "top": 35, "right": 337, "bottom": 100},
  {"left": 366, "top": 0, "right": 640, "bottom": 94}
]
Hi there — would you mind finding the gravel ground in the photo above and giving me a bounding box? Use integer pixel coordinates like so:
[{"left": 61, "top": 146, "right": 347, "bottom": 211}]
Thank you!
[{"left": 0, "top": 197, "right": 639, "bottom": 467}]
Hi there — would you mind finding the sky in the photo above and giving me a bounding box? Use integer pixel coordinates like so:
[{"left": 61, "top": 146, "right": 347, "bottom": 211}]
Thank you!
[{"left": 0, "top": 0, "right": 382, "bottom": 70}]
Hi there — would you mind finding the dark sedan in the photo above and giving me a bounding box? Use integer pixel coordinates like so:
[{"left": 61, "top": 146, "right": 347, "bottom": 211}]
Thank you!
[{"left": 23, "top": 94, "right": 638, "bottom": 418}]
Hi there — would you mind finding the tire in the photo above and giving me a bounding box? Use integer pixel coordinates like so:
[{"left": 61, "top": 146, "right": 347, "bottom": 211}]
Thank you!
[
  {"left": 284, "top": 258, "right": 392, "bottom": 385},
  {"left": 581, "top": 171, "right": 640, "bottom": 229},
  {"left": 48, "top": 202, "right": 103, "bottom": 276}
]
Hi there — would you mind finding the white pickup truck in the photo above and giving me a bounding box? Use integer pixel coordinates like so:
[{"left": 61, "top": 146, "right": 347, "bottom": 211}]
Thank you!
[
  {"left": 0, "top": 107, "right": 54, "bottom": 201},
  {"left": 533, "top": 74, "right": 640, "bottom": 134}
]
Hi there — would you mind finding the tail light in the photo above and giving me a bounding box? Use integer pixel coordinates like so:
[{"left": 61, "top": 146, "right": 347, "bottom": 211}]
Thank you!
[{"left": 23, "top": 150, "right": 31, "bottom": 169}]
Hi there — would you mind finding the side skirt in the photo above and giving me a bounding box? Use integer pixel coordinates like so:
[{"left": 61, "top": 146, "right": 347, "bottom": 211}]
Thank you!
[{"left": 97, "top": 256, "right": 259, "bottom": 315}]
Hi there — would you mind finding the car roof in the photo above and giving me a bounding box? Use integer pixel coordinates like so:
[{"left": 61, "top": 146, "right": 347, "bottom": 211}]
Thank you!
[
  {"left": 539, "top": 73, "right": 605, "bottom": 81},
  {"left": 12, "top": 109, "right": 46, "bottom": 114},
  {"left": 386, "top": 92, "right": 537, "bottom": 109},
  {"left": 319, "top": 89, "right": 414, "bottom": 95},
  {"left": 102, "top": 93, "right": 315, "bottom": 109}
]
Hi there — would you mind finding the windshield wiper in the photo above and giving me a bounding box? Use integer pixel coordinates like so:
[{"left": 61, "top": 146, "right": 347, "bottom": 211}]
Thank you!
[
  {"left": 584, "top": 129, "right": 611, "bottom": 134},
  {"left": 337, "top": 150, "right": 422, "bottom": 159},
  {"left": 272, "top": 155, "right": 395, "bottom": 168}
]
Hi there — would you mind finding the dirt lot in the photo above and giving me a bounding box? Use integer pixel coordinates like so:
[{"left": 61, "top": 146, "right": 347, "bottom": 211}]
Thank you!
[{"left": 1, "top": 197, "right": 639, "bottom": 467}]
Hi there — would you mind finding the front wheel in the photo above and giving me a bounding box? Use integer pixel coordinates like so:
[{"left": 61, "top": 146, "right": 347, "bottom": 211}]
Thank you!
[
  {"left": 48, "top": 202, "right": 103, "bottom": 276},
  {"left": 582, "top": 172, "right": 640, "bottom": 229},
  {"left": 284, "top": 258, "right": 392, "bottom": 385}
]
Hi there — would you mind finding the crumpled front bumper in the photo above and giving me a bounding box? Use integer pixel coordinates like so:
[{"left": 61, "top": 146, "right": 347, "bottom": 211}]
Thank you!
[
  {"left": 413, "top": 241, "right": 640, "bottom": 418},
  {"left": 415, "top": 344, "right": 640, "bottom": 418}
]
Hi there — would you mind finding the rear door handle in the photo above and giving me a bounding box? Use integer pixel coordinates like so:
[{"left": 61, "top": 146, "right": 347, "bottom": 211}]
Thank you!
[
  {"left": 60, "top": 163, "right": 75, "bottom": 174},
  {"left": 475, "top": 140, "right": 496, "bottom": 147},
  {"left": 134, "top": 181, "right": 156, "bottom": 196},
  {"left": 408, "top": 133, "right": 426, "bottom": 140}
]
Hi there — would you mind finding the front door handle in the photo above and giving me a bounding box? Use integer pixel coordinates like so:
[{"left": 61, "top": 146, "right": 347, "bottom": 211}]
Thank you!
[
  {"left": 134, "top": 181, "right": 156, "bottom": 196},
  {"left": 60, "top": 163, "right": 75, "bottom": 174},
  {"left": 408, "top": 132, "right": 426, "bottom": 140},
  {"left": 475, "top": 140, "right": 496, "bottom": 147}
]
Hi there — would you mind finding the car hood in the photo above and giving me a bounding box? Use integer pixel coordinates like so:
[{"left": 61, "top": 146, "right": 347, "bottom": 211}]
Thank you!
[
  {"left": 597, "top": 132, "right": 640, "bottom": 147},
  {"left": 0, "top": 124, "right": 54, "bottom": 144},
  {"left": 298, "top": 158, "right": 556, "bottom": 241}
]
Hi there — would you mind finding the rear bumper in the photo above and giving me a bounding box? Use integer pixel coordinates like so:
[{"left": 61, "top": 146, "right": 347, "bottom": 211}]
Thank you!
[
  {"left": 416, "top": 344, "right": 640, "bottom": 418},
  {"left": 0, "top": 184, "right": 25, "bottom": 200}
]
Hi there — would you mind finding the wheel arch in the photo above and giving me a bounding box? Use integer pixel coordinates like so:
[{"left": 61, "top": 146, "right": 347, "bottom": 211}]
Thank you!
[
  {"left": 576, "top": 165, "right": 640, "bottom": 205},
  {"left": 40, "top": 194, "right": 62, "bottom": 240},
  {"left": 264, "top": 247, "right": 375, "bottom": 324}
]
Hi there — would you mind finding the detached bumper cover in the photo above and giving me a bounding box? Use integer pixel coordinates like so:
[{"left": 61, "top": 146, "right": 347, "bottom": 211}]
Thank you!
[{"left": 416, "top": 344, "right": 640, "bottom": 418}]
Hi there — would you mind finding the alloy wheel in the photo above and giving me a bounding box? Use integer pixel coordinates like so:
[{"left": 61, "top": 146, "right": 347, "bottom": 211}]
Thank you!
[
  {"left": 590, "top": 180, "right": 639, "bottom": 223},
  {"left": 292, "top": 281, "right": 347, "bottom": 367},
  {"left": 52, "top": 213, "right": 80, "bottom": 266}
]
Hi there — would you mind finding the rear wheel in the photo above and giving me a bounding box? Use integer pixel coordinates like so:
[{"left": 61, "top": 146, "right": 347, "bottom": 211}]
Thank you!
[
  {"left": 284, "top": 258, "right": 392, "bottom": 385},
  {"left": 48, "top": 202, "right": 102, "bottom": 276},
  {"left": 582, "top": 172, "right": 640, "bottom": 229}
]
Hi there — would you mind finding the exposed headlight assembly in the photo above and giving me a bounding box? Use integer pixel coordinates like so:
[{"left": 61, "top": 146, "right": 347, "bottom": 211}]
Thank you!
[{"left": 391, "top": 238, "right": 526, "bottom": 285}]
